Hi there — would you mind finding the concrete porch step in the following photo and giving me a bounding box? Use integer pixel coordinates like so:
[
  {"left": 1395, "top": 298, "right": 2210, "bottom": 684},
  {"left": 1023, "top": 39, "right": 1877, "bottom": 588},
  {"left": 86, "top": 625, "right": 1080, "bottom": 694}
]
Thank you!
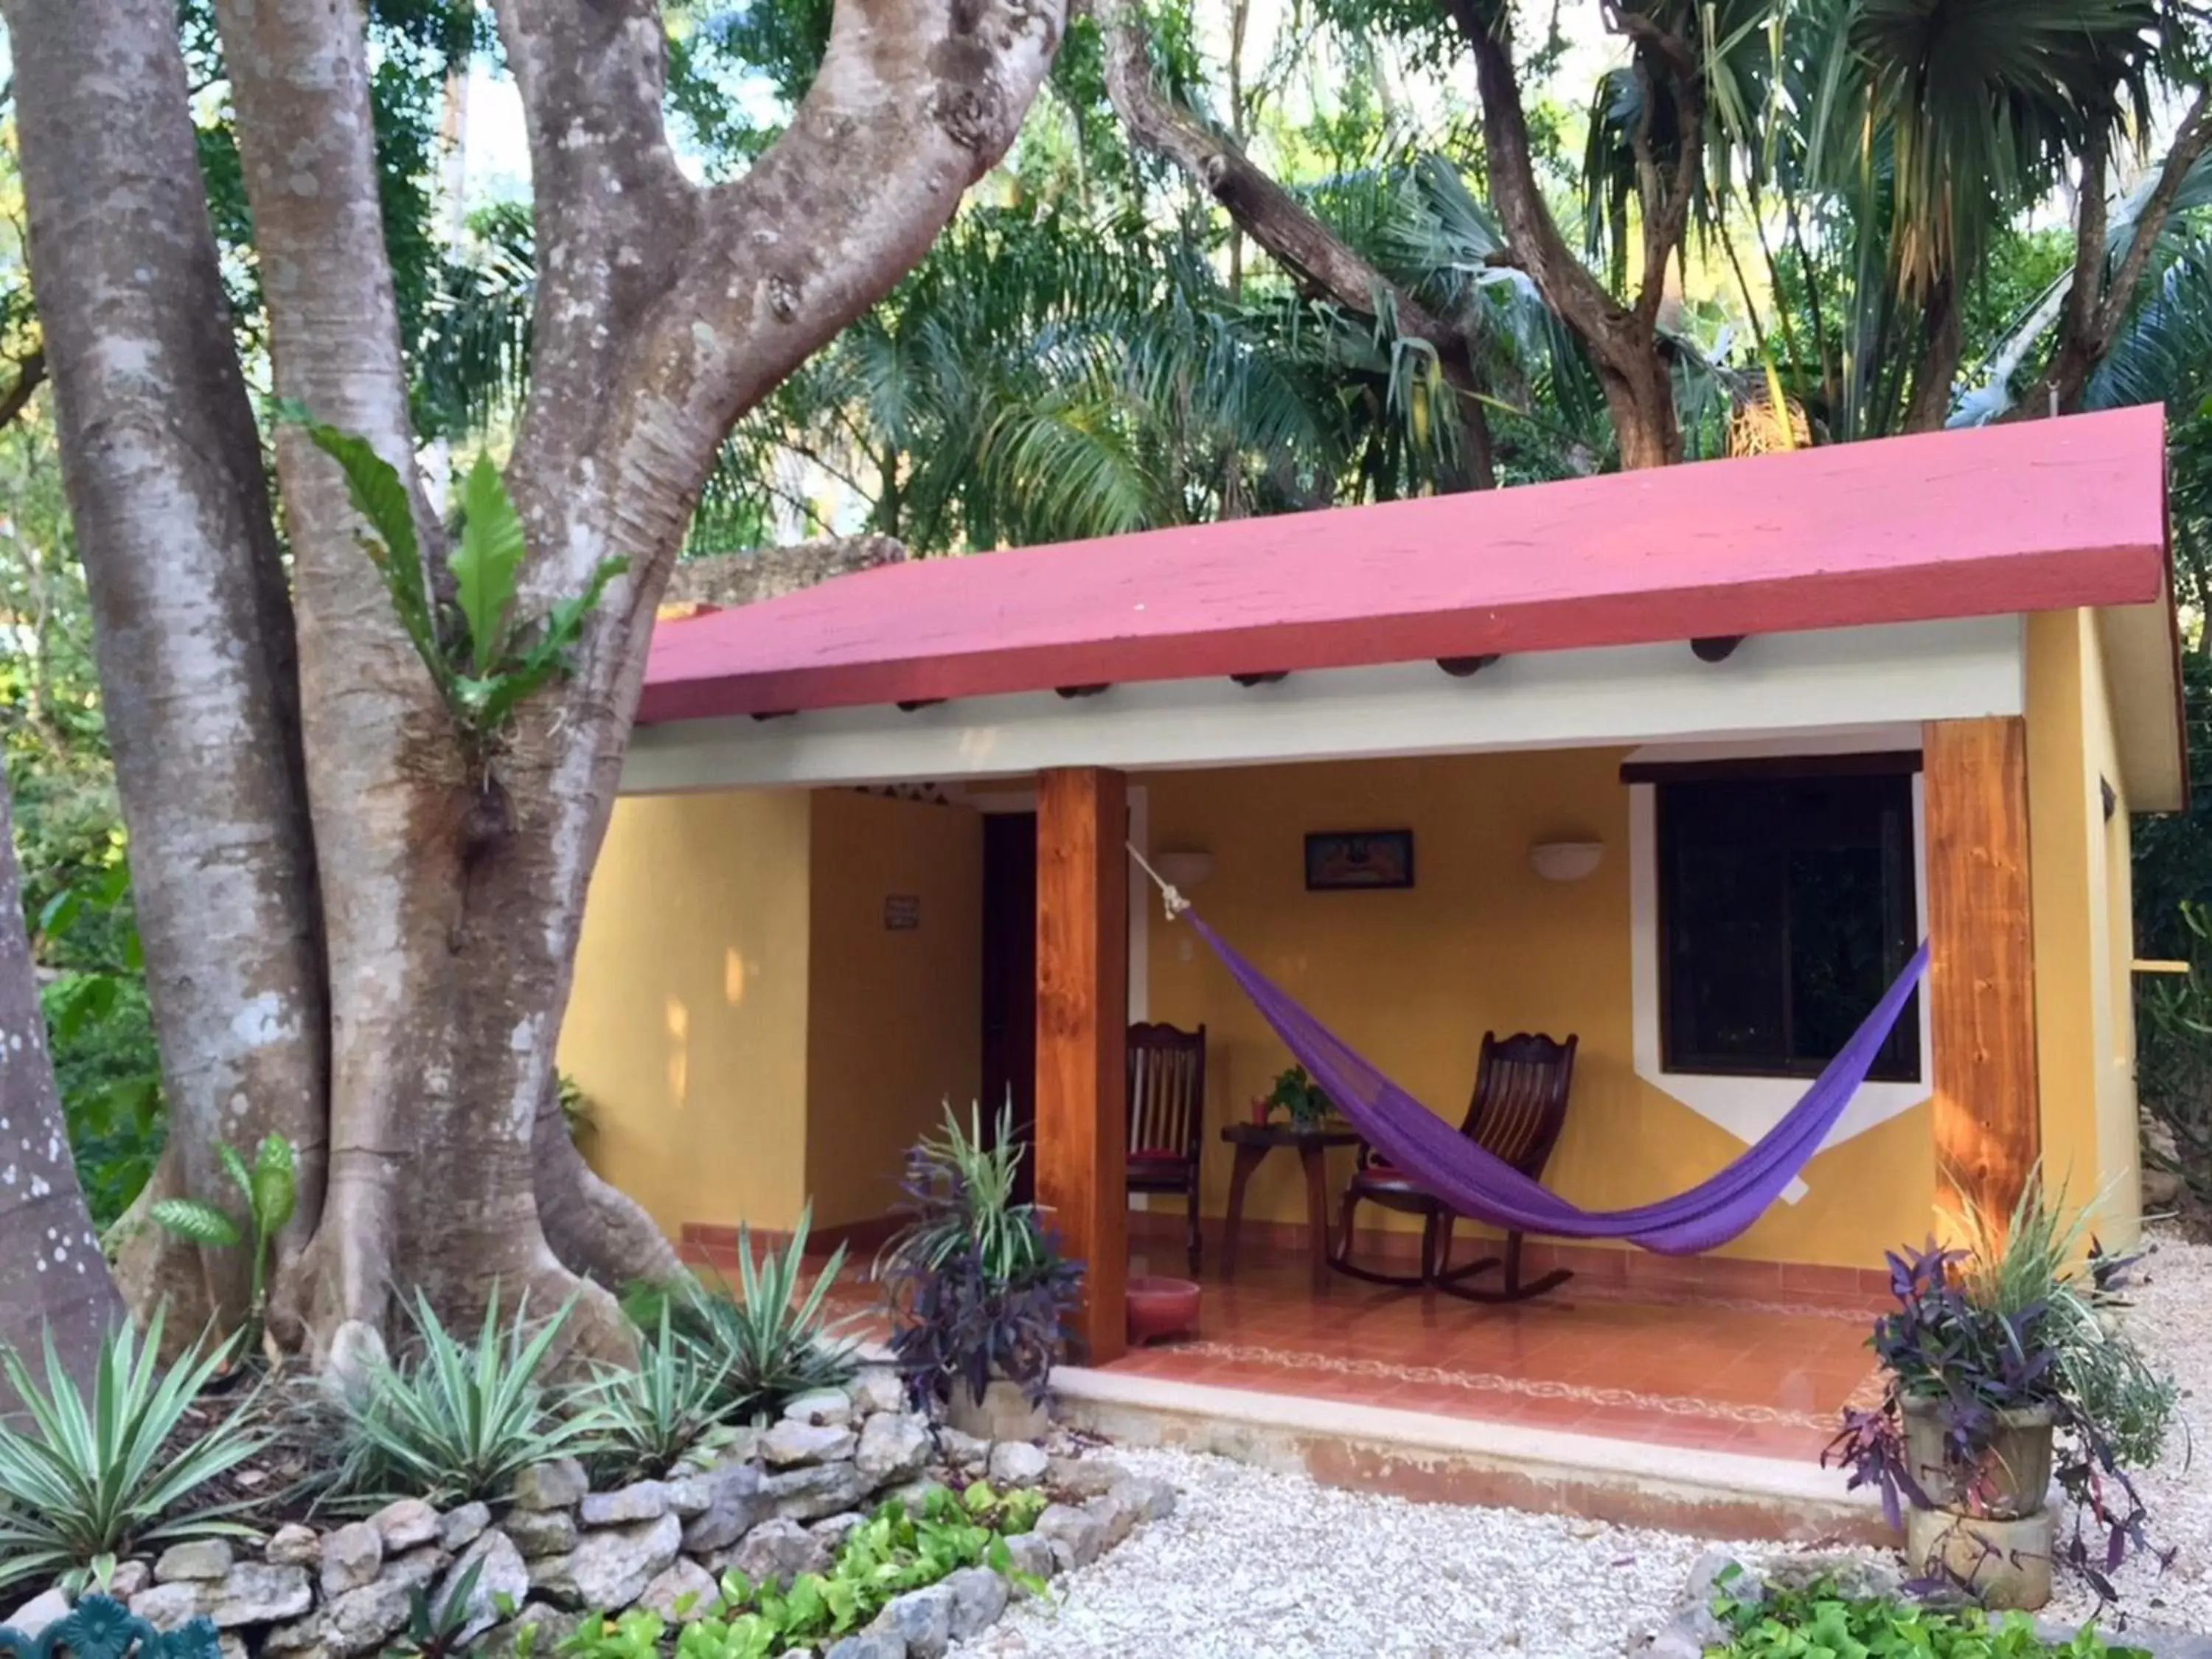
[{"left": 1050, "top": 1364, "right": 1893, "bottom": 1545}]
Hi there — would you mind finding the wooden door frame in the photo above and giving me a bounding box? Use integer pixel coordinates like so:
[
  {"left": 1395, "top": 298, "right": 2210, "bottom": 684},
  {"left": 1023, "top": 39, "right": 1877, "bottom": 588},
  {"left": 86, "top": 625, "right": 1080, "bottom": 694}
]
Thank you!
[{"left": 964, "top": 785, "right": 1150, "bottom": 1023}]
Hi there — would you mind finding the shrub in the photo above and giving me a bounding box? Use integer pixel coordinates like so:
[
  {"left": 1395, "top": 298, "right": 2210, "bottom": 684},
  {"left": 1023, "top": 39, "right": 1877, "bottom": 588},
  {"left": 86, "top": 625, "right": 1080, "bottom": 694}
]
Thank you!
[
  {"left": 633, "top": 1208, "right": 857, "bottom": 1422},
  {"left": 1709, "top": 1571, "right": 2149, "bottom": 1657},
  {"left": 1823, "top": 1180, "right": 2178, "bottom": 1599},
  {"left": 882, "top": 1102, "right": 1084, "bottom": 1411},
  {"left": 333, "top": 1286, "right": 592, "bottom": 1506},
  {"left": 0, "top": 1312, "right": 263, "bottom": 1593},
  {"left": 564, "top": 1483, "right": 1049, "bottom": 1659},
  {"left": 578, "top": 1306, "right": 740, "bottom": 1484}
]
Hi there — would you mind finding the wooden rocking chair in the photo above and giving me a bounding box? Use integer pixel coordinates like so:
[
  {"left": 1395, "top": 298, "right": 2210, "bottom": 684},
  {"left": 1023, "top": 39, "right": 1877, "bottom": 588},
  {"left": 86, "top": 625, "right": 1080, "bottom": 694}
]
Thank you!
[
  {"left": 1126, "top": 1021, "right": 1207, "bottom": 1275},
  {"left": 1330, "top": 1030, "right": 1578, "bottom": 1303}
]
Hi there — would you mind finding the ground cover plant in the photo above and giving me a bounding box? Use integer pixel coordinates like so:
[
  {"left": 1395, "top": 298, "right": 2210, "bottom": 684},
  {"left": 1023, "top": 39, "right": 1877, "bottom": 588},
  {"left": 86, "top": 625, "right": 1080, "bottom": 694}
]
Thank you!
[
  {"left": 1708, "top": 1570, "right": 2150, "bottom": 1658},
  {"left": 560, "top": 1482, "right": 1050, "bottom": 1659}
]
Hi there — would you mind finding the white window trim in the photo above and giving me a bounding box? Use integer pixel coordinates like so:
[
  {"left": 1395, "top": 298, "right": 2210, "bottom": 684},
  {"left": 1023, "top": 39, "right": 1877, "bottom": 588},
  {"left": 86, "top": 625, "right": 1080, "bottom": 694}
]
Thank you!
[{"left": 1624, "top": 731, "right": 1934, "bottom": 1202}]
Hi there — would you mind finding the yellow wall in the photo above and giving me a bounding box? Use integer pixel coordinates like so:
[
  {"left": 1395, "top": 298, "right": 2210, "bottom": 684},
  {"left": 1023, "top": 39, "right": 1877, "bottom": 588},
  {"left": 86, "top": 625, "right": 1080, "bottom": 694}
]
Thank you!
[
  {"left": 560, "top": 790, "right": 815, "bottom": 1235},
  {"left": 1142, "top": 751, "right": 1933, "bottom": 1268},
  {"left": 805, "top": 793, "right": 984, "bottom": 1229},
  {"left": 2025, "top": 611, "right": 2143, "bottom": 1246}
]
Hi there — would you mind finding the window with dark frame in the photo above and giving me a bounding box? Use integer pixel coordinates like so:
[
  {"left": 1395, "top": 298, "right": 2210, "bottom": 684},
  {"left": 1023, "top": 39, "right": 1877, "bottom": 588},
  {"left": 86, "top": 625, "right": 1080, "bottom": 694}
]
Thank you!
[{"left": 1653, "top": 765, "right": 1921, "bottom": 1082}]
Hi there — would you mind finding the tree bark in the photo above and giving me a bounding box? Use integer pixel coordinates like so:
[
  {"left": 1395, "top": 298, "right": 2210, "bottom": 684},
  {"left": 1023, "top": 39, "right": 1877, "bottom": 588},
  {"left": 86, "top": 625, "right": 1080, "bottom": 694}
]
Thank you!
[
  {"left": 0, "top": 771, "right": 125, "bottom": 1403},
  {"left": 1448, "top": 0, "right": 1685, "bottom": 468},
  {"left": 1903, "top": 275, "right": 1962, "bottom": 434},
  {"left": 2015, "top": 92, "right": 2212, "bottom": 420},
  {"left": 4, "top": 0, "right": 329, "bottom": 1335},
  {"left": 13, "top": 0, "right": 1069, "bottom": 1369},
  {"left": 1093, "top": 0, "right": 1496, "bottom": 488}
]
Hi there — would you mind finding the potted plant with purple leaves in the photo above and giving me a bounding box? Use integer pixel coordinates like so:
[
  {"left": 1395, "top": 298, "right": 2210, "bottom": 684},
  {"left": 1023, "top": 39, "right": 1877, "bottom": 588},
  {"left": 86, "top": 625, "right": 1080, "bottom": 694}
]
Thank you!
[
  {"left": 881, "top": 1100, "right": 1085, "bottom": 1442},
  {"left": 1823, "top": 1179, "right": 2178, "bottom": 1611}
]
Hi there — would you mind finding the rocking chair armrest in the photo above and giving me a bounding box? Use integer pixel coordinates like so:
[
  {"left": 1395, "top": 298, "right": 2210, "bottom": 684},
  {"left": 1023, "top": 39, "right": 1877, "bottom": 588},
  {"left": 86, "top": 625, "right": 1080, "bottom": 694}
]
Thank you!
[{"left": 1353, "top": 1138, "right": 1379, "bottom": 1170}]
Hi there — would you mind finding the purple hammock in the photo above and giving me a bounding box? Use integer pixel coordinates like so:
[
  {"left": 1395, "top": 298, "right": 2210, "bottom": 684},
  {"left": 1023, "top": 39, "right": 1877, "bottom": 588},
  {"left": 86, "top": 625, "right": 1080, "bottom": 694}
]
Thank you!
[{"left": 1186, "top": 915, "right": 1928, "bottom": 1254}]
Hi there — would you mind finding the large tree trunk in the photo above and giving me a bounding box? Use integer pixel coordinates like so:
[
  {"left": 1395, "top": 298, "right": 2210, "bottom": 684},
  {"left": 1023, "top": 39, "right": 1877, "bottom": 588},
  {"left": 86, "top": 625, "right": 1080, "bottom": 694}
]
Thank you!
[
  {"left": 0, "top": 772, "right": 125, "bottom": 1401},
  {"left": 4, "top": 0, "right": 330, "bottom": 1336}
]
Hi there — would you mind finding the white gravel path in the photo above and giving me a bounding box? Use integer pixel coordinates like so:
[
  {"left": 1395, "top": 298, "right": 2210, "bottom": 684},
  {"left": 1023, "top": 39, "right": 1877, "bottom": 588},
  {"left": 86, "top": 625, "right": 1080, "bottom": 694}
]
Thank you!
[{"left": 959, "top": 1227, "right": 2211, "bottom": 1658}]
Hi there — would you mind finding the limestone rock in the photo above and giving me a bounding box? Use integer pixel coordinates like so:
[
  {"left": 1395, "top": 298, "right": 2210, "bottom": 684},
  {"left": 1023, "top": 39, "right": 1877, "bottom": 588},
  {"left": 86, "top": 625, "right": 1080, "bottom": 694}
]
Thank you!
[
  {"left": 504, "top": 1506, "right": 579, "bottom": 1558},
  {"left": 437, "top": 1502, "right": 493, "bottom": 1552},
  {"left": 941, "top": 1565, "right": 1008, "bottom": 1640},
  {"left": 108, "top": 1562, "right": 153, "bottom": 1601},
  {"left": 870, "top": 1582, "right": 955, "bottom": 1659},
  {"left": 4, "top": 1588, "right": 71, "bottom": 1639},
  {"left": 371, "top": 1498, "right": 440, "bottom": 1554},
  {"left": 810, "top": 1512, "right": 867, "bottom": 1555},
  {"left": 934, "top": 1427, "right": 987, "bottom": 1470},
  {"left": 1002, "top": 1533, "right": 1055, "bottom": 1590},
  {"left": 218, "top": 1635, "right": 248, "bottom": 1659},
  {"left": 265, "top": 1525, "right": 322, "bottom": 1568},
  {"left": 762, "top": 1460, "right": 868, "bottom": 1522},
  {"left": 781, "top": 1388, "right": 855, "bottom": 1428},
  {"left": 378, "top": 1547, "right": 451, "bottom": 1592},
  {"left": 855, "top": 1413, "right": 932, "bottom": 1486},
  {"left": 848, "top": 1368, "right": 906, "bottom": 1416},
  {"left": 434, "top": 1529, "right": 529, "bottom": 1646},
  {"left": 260, "top": 1613, "right": 325, "bottom": 1655},
  {"left": 580, "top": 1481, "right": 669, "bottom": 1526},
  {"left": 1108, "top": 1475, "right": 1177, "bottom": 1524},
  {"left": 884, "top": 1479, "right": 950, "bottom": 1517},
  {"left": 664, "top": 1475, "right": 714, "bottom": 1518},
  {"left": 204, "top": 1563, "right": 313, "bottom": 1629},
  {"left": 636, "top": 1559, "right": 720, "bottom": 1622},
  {"left": 985, "top": 1441, "right": 1048, "bottom": 1489},
  {"left": 721, "top": 1517, "right": 828, "bottom": 1589},
  {"left": 824, "top": 1632, "right": 906, "bottom": 1659},
  {"left": 156, "top": 1540, "right": 235, "bottom": 1583},
  {"left": 129, "top": 1584, "right": 204, "bottom": 1633},
  {"left": 511, "top": 1458, "right": 589, "bottom": 1511},
  {"left": 1046, "top": 1455, "right": 1127, "bottom": 1499},
  {"left": 531, "top": 1511, "right": 682, "bottom": 1610},
  {"left": 663, "top": 538, "right": 907, "bottom": 612},
  {"left": 319, "top": 1579, "right": 414, "bottom": 1658},
  {"left": 1032, "top": 1503, "right": 1105, "bottom": 1572},
  {"left": 680, "top": 1463, "right": 769, "bottom": 1552},
  {"left": 318, "top": 1523, "right": 383, "bottom": 1599},
  {"left": 759, "top": 1419, "right": 857, "bottom": 1468}
]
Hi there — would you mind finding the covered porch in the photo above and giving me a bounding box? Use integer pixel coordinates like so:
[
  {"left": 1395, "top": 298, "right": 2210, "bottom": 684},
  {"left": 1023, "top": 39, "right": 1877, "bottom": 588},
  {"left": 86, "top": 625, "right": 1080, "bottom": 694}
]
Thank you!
[{"left": 571, "top": 408, "right": 2177, "bottom": 1526}]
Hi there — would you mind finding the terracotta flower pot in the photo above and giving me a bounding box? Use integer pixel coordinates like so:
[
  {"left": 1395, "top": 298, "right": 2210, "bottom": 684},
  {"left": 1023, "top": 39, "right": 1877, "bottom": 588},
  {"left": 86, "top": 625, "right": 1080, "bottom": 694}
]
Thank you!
[
  {"left": 1900, "top": 1394, "right": 2056, "bottom": 1520},
  {"left": 1126, "top": 1276, "right": 1201, "bottom": 1345}
]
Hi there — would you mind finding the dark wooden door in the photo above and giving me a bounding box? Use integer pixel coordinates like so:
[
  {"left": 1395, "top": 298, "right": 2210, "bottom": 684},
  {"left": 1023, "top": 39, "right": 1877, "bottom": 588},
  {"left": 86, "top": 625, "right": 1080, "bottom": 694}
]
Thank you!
[{"left": 981, "top": 811, "right": 1038, "bottom": 1205}]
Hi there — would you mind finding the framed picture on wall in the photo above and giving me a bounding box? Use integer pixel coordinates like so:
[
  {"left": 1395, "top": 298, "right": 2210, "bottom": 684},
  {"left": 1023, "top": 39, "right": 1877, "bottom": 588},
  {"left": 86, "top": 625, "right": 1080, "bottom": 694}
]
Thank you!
[{"left": 1304, "top": 830, "right": 1414, "bottom": 891}]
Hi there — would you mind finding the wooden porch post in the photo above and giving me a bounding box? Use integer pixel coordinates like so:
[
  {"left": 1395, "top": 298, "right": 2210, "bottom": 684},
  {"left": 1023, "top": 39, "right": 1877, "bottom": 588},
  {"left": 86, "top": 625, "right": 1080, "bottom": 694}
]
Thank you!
[
  {"left": 1922, "top": 717, "right": 2040, "bottom": 1228},
  {"left": 1035, "top": 768, "right": 1128, "bottom": 1365}
]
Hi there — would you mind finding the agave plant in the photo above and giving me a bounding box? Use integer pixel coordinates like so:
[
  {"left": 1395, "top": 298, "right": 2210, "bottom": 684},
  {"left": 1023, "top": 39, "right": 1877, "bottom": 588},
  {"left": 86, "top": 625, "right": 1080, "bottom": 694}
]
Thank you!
[
  {"left": 149, "top": 1133, "right": 296, "bottom": 1349},
  {"left": 579, "top": 1305, "right": 740, "bottom": 1483},
  {"left": 0, "top": 1311, "right": 262, "bottom": 1592},
  {"left": 334, "top": 1286, "right": 593, "bottom": 1506},
  {"left": 642, "top": 1208, "right": 857, "bottom": 1421}
]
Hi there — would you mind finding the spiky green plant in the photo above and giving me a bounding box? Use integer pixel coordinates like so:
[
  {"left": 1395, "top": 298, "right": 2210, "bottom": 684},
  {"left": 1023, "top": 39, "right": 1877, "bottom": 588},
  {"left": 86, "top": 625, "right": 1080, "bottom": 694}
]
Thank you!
[
  {"left": 0, "top": 1312, "right": 262, "bottom": 1592},
  {"left": 648, "top": 1208, "right": 857, "bottom": 1420},
  {"left": 149, "top": 1133, "right": 296, "bottom": 1348},
  {"left": 580, "top": 1305, "right": 740, "bottom": 1483},
  {"left": 335, "top": 1286, "right": 593, "bottom": 1506}
]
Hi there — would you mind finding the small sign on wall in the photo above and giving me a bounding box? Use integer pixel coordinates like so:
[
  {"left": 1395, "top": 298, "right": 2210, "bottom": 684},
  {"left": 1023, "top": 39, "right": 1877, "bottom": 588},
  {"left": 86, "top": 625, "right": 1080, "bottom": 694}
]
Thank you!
[{"left": 884, "top": 894, "right": 922, "bottom": 931}]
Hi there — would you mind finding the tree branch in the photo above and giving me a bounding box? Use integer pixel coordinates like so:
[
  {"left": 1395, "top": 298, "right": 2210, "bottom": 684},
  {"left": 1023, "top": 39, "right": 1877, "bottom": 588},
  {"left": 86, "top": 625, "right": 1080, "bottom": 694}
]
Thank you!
[
  {"left": 1091, "top": 0, "right": 1494, "bottom": 487},
  {"left": 2093, "top": 88, "right": 2212, "bottom": 347},
  {"left": 0, "top": 347, "right": 46, "bottom": 434}
]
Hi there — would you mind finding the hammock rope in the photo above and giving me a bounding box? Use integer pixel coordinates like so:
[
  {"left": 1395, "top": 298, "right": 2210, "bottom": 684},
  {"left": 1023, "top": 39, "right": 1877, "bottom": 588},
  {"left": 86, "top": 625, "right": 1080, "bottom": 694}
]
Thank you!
[{"left": 1126, "top": 844, "right": 1928, "bottom": 1254}]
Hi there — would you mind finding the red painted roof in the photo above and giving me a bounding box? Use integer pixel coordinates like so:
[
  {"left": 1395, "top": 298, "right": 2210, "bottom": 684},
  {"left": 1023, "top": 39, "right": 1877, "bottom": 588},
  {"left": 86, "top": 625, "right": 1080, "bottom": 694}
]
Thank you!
[{"left": 639, "top": 406, "right": 2169, "bottom": 725}]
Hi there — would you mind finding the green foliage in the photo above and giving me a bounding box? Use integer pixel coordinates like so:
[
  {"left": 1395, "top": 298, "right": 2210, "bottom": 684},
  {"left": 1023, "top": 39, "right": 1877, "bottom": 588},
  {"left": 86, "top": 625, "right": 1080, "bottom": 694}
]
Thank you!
[
  {"left": 280, "top": 411, "right": 627, "bottom": 758},
  {"left": 629, "top": 1210, "right": 857, "bottom": 1422},
  {"left": 333, "top": 1287, "right": 593, "bottom": 1506},
  {"left": 888, "top": 1102, "right": 1048, "bottom": 1285},
  {"left": 1263, "top": 1065, "right": 1332, "bottom": 1127},
  {"left": 394, "top": 1556, "right": 486, "bottom": 1659},
  {"left": 577, "top": 1307, "right": 740, "bottom": 1485},
  {"left": 150, "top": 1133, "right": 299, "bottom": 1343},
  {"left": 0, "top": 1312, "right": 262, "bottom": 1593},
  {"left": 560, "top": 1484, "right": 1048, "bottom": 1659},
  {"left": 2138, "top": 897, "right": 2212, "bottom": 1202},
  {"left": 1708, "top": 1569, "right": 2146, "bottom": 1657}
]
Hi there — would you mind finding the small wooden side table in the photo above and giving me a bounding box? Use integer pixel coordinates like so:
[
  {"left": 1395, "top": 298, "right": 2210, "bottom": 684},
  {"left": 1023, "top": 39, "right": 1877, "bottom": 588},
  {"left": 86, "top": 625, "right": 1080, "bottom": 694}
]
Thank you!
[{"left": 1219, "top": 1121, "right": 1362, "bottom": 1291}]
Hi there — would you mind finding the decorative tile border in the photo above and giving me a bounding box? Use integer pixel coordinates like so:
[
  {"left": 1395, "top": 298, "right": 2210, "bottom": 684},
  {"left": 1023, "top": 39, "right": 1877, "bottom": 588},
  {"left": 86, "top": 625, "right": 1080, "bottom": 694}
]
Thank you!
[{"left": 1174, "top": 1338, "right": 1856, "bottom": 1433}]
